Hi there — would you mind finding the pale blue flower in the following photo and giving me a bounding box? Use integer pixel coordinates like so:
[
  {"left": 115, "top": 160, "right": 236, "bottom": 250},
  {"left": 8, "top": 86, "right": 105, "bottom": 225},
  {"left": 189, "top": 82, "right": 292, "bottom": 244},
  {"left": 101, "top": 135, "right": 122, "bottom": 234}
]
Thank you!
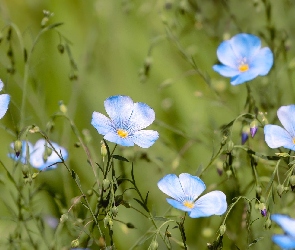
[
  {"left": 157, "top": 173, "right": 227, "bottom": 218},
  {"left": 213, "top": 33, "right": 273, "bottom": 85},
  {"left": 271, "top": 214, "right": 295, "bottom": 249},
  {"left": 264, "top": 105, "right": 295, "bottom": 151},
  {"left": 9, "top": 139, "right": 68, "bottom": 170},
  {"left": 0, "top": 79, "right": 10, "bottom": 119},
  {"left": 91, "top": 95, "right": 159, "bottom": 148}
]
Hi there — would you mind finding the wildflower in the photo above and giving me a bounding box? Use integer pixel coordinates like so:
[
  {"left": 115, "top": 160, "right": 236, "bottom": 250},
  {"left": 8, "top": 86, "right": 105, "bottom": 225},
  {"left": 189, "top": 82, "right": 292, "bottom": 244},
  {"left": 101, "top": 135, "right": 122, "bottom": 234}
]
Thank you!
[
  {"left": 157, "top": 173, "right": 227, "bottom": 218},
  {"left": 264, "top": 105, "right": 295, "bottom": 151},
  {"left": 271, "top": 214, "right": 295, "bottom": 249},
  {"left": 0, "top": 80, "right": 10, "bottom": 119},
  {"left": 213, "top": 33, "right": 273, "bottom": 85},
  {"left": 91, "top": 95, "right": 159, "bottom": 148},
  {"left": 9, "top": 139, "right": 68, "bottom": 170}
]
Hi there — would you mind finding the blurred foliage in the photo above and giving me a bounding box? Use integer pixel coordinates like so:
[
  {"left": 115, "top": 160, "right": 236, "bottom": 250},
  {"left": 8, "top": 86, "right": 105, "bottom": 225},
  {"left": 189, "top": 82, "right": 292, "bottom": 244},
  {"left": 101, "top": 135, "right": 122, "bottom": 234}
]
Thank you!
[{"left": 1, "top": 0, "right": 295, "bottom": 249}]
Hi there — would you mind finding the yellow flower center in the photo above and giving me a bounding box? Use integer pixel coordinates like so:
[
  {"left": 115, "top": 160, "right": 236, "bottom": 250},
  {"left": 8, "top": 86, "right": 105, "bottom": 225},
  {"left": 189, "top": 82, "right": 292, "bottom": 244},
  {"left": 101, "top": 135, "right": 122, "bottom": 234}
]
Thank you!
[
  {"left": 183, "top": 200, "right": 194, "bottom": 209},
  {"left": 117, "top": 129, "right": 128, "bottom": 138},
  {"left": 238, "top": 63, "right": 249, "bottom": 72},
  {"left": 293, "top": 138, "right": 295, "bottom": 144}
]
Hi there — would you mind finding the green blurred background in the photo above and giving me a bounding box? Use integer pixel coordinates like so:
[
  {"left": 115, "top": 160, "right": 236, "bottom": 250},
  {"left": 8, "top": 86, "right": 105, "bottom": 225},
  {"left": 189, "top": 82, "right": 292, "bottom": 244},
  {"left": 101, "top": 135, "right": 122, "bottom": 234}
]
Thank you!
[{"left": 1, "top": 0, "right": 295, "bottom": 249}]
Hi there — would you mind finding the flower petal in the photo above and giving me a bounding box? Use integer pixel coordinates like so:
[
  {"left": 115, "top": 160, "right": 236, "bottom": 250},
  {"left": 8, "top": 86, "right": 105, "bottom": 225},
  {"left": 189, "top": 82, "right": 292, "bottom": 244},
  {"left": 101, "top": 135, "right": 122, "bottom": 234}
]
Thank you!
[
  {"left": 271, "top": 214, "right": 295, "bottom": 238},
  {"left": 132, "top": 130, "right": 159, "bottom": 148},
  {"left": 230, "top": 33, "right": 261, "bottom": 59},
  {"left": 104, "top": 95, "right": 134, "bottom": 125},
  {"left": 178, "top": 173, "right": 206, "bottom": 201},
  {"left": 166, "top": 198, "right": 192, "bottom": 213},
  {"left": 250, "top": 47, "right": 273, "bottom": 76},
  {"left": 30, "top": 139, "right": 68, "bottom": 170},
  {"left": 127, "top": 102, "right": 156, "bottom": 131},
  {"left": 272, "top": 235, "right": 295, "bottom": 249},
  {"left": 91, "top": 112, "right": 113, "bottom": 136},
  {"left": 277, "top": 105, "right": 295, "bottom": 138},
  {"left": 230, "top": 70, "right": 259, "bottom": 85},
  {"left": 104, "top": 131, "right": 134, "bottom": 147},
  {"left": 157, "top": 174, "right": 185, "bottom": 202},
  {"left": 264, "top": 124, "right": 295, "bottom": 150},
  {"left": 212, "top": 64, "right": 240, "bottom": 77},
  {"left": 216, "top": 40, "right": 237, "bottom": 68},
  {"left": 0, "top": 94, "right": 10, "bottom": 119},
  {"left": 189, "top": 191, "right": 227, "bottom": 218}
]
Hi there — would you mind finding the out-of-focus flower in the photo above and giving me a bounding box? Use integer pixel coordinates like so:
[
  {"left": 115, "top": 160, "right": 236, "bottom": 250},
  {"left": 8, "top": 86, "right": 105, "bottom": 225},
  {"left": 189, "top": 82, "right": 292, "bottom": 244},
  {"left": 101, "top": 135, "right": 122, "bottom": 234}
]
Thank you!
[
  {"left": 213, "top": 33, "right": 273, "bottom": 85},
  {"left": 0, "top": 80, "right": 10, "bottom": 119},
  {"left": 271, "top": 214, "right": 295, "bottom": 249},
  {"left": 264, "top": 105, "right": 295, "bottom": 151},
  {"left": 157, "top": 173, "right": 227, "bottom": 218},
  {"left": 9, "top": 139, "right": 68, "bottom": 170},
  {"left": 91, "top": 95, "right": 159, "bottom": 148}
]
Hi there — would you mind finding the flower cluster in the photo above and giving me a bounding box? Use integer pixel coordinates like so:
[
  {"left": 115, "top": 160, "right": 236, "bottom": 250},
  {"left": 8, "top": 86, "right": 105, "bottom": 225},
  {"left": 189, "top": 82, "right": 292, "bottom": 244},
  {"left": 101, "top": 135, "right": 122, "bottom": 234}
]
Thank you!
[{"left": 9, "top": 139, "right": 68, "bottom": 170}]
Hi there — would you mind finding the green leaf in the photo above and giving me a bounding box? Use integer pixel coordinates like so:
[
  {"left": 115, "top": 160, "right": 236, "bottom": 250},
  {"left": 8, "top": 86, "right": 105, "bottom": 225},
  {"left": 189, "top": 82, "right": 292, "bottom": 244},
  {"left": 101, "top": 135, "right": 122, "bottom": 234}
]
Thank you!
[{"left": 112, "top": 155, "right": 129, "bottom": 162}]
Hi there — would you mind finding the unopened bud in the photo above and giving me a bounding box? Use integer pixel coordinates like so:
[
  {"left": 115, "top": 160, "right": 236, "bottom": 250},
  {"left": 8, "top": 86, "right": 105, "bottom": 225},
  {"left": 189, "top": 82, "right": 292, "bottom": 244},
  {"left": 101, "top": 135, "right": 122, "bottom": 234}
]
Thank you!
[
  {"left": 59, "top": 101, "right": 67, "bottom": 113},
  {"left": 258, "top": 203, "right": 267, "bottom": 217},
  {"left": 71, "top": 239, "right": 79, "bottom": 248},
  {"left": 41, "top": 17, "right": 49, "bottom": 27},
  {"left": 87, "top": 189, "right": 93, "bottom": 196},
  {"left": 148, "top": 240, "right": 158, "bottom": 250},
  {"left": 250, "top": 119, "right": 258, "bottom": 138},
  {"left": 290, "top": 175, "right": 295, "bottom": 190},
  {"left": 57, "top": 44, "right": 64, "bottom": 54},
  {"left": 226, "top": 170, "right": 232, "bottom": 178},
  {"left": 264, "top": 217, "right": 272, "bottom": 229},
  {"left": 111, "top": 206, "right": 118, "bottom": 217},
  {"left": 219, "top": 224, "right": 226, "bottom": 236},
  {"left": 115, "top": 194, "right": 123, "bottom": 206},
  {"left": 102, "top": 179, "right": 110, "bottom": 190},
  {"left": 101, "top": 140, "right": 107, "bottom": 158},
  {"left": 277, "top": 184, "right": 284, "bottom": 197},
  {"left": 241, "top": 126, "right": 250, "bottom": 144},
  {"left": 60, "top": 213, "right": 68, "bottom": 223},
  {"left": 32, "top": 172, "right": 39, "bottom": 179},
  {"left": 22, "top": 164, "right": 29, "bottom": 176},
  {"left": 29, "top": 126, "right": 40, "bottom": 133},
  {"left": 227, "top": 140, "right": 234, "bottom": 152},
  {"left": 14, "top": 140, "right": 22, "bottom": 157}
]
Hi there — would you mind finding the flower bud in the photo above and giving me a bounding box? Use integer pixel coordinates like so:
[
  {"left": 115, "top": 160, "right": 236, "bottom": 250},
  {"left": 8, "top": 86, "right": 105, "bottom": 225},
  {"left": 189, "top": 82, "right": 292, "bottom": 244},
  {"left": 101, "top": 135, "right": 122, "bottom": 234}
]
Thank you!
[
  {"left": 22, "top": 164, "right": 29, "bottom": 176},
  {"left": 290, "top": 175, "right": 295, "bottom": 190},
  {"left": 14, "top": 140, "right": 22, "bottom": 157},
  {"left": 29, "top": 126, "right": 40, "bottom": 133},
  {"left": 32, "top": 173, "right": 39, "bottom": 179},
  {"left": 219, "top": 224, "right": 226, "bottom": 236},
  {"left": 102, "top": 179, "right": 110, "bottom": 190},
  {"left": 59, "top": 101, "right": 67, "bottom": 114},
  {"left": 115, "top": 194, "right": 124, "bottom": 206},
  {"left": 148, "top": 240, "right": 158, "bottom": 250},
  {"left": 41, "top": 17, "right": 49, "bottom": 27},
  {"left": 241, "top": 126, "right": 249, "bottom": 144},
  {"left": 226, "top": 170, "right": 232, "bottom": 178},
  {"left": 264, "top": 217, "right": 272, "bottom": 229},
  {"left": 71, "top": 239, "right": 79, "bottom": 248},
  {"left": 277, "top": 184, "right": 284, "bottom": 197},
  {"left": 256, "top": 185, "right": 262, "bottom": 197},
  {"left": 87, "top": 189, "right": 93, "bottom": 196},
  {"left": 250, "top": 119, "right": 258, "bottom": 138},
  {"left": 60, "top": 213, "right": 68, "bottom": 223},
  {"left": 227, "top": 140, "right": 234, "bottom": 152},
  {"left": 103, "top": 215, "right": 110, "bottom": 228},
  {"left": 101, "top": 140, "right": 107, "bottom": 158},
  {"left": 258, "top": 203, "right": 267, "bottom": 217},
  {"left": 111, "top": 206, "right": 119, "bottom": 217},
  {"left": 57, "top": 44, "right": 64, "bottom": 54}
]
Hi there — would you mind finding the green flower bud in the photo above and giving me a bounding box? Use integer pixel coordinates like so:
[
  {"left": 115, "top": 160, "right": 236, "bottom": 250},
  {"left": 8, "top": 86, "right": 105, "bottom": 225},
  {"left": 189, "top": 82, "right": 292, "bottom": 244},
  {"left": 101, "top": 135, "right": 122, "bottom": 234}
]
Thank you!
[
  {"left": 148, "top": 240, "right": 158, "bottom": 250},
  {"left": 264, "top": 217, "right": 272, "bottom": 229},
  {"left": 219, "top": 224, "right": 226, "bottom": 236},
  {"left": 111, "top": 206, "right": 118, "bottom": 217},
  {"left": 29, "top": 126, "right": 40, "bottom": 133},
  {"left": 60, "top": 213, "right": 68, "bottom": 223},
  {"left": 59, "top": 101, "right": 67, "bottom": 114},
  {"left": 101, "top": 140, "right": 107, "bottom": 158},
  {"left": 103, "top": 215, "right": 110, "bottom": 228},
  {"left": 126, "top": 222, "right": 135, "bottom": 228},
  {"left": 290, "top": 175, "right": 295, "bottom": 187},
  {"left": 256, "top": 185, "right": 262, "bottom": 197},
  {"left": 32, "top": 172, "right": 39, "bottom": 179},
  {"left": 227, "top": 140, "right": 234, "bottom": 152},
  {"left": 87, "top": 189, "right": 93, "bottom": 196},
  {"left": 71, "top": 239, "right": 79, "bottom": 248},
  {"left": 277, "top": 184, "right": 284, "bottom": 197},
  {"left": 57, "top": 44, "right": 64, "bottom": 54},
  {"left": 226, "top": 170, "right": 232, "bottom": 178},
  {"left": 14, "top": 140, "right": 22, "bottom": 157},
  {"left": 102, "top": 179, "right": 110, "bottom": 190},
  {"left": 22, "top": 164, "right": 29, "bottom": 176}
]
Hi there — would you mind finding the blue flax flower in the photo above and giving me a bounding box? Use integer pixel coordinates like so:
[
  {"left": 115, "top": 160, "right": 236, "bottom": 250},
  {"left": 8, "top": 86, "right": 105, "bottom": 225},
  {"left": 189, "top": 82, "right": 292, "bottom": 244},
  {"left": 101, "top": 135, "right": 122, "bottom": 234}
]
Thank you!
[
  {"left": 264, "top": 105, "right": 295, "bottom": 151},
  {"left": 213, "top": 33, "right": 273, "bottom": 85},
  {"left": 91, "top": 95, "right": 159, "bottom": 148},
  {"left": 0, "top": 80, "right": 10, "bottom": 119},
  {"left": 157, "top": 173, "right": 227, "bottom": 218},
  {"left": 271, "top": 214, "right": 295, "bottom": 249},
  {"left": 9, "top": 139, "right": 68, "bottom": 170}
]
